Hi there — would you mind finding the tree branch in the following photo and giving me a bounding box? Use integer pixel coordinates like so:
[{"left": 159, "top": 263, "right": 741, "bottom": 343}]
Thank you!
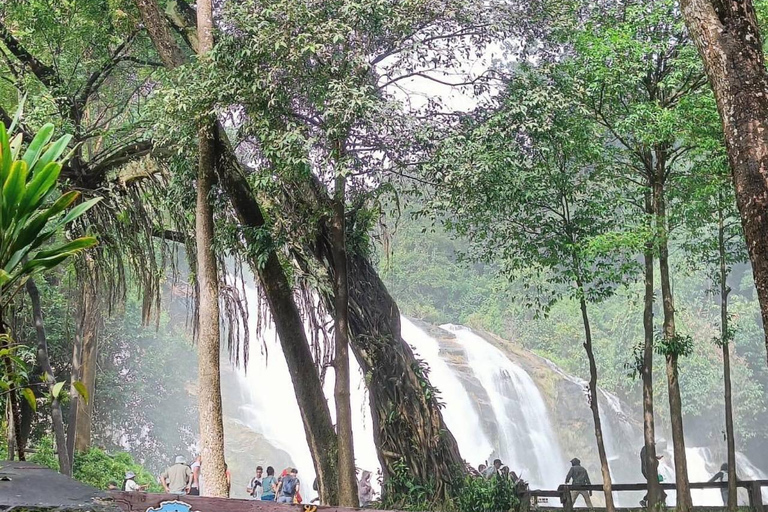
[{"left": 0, "top": 20, "right": 59, "bottom": 89}]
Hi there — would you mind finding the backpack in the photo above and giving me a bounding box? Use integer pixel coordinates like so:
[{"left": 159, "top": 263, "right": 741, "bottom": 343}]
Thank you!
[{"left": 282, "top": 476, "right": 297, "bottom": 496}]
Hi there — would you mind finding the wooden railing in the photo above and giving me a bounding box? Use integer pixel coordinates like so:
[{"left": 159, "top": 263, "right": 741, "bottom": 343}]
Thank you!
[{"left": 523, "top": 481, "right": 768, "bottom": 511}]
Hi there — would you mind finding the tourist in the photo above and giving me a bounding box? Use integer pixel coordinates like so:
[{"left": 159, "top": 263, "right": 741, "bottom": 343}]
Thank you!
[
  {"left": 108, "top": 481, "right": 119, "bottom": 491},
  {"left": 261, "top": 466, "right": 278, "bottom": 501},
  {"left": 248, "top": 466, "right": 264, "bottom": 499},
  {"left": 160, "top": 455, "right": 193, "bottom": 495},
  {"left": 482, "top": 459, "right": 503, "bottom": 478},
  {"left": 564, "top": 458, "right": 592, "bottom": 509},
  {"left": 358, "top": 470, "right": 374, "bottom": 507},
  {"left": 291, "top": 468, "right": 302, "bottom": 503},
  {"left": 709, "top": 462, "right": 739, "bottom": 505},
  {"left": 277, "top": 467, "right": 299, "bottom": 503},
  {"left": 189, "top": 455, "right": 201, "bottom": 496},
  {"left": 478, "top": 463, "right": 487, "bottom": 475},
  {"left": 123, "top": 471, "right": 148, "bottom": 492},
  {"left": 639, "top": 442, "right": 667, "bottom": 507},
  {"left": 225, "top": 463, "right": 232, "bottom": 495}
]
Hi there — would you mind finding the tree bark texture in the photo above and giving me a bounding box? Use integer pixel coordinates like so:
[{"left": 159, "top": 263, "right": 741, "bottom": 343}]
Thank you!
[
  {"left": 195, "top": 0, "right": 228, "bottom": 498},
  {"left": 653, "top": 180, "right": 692, "bottom": 512},
  {"left": 679, "top": 0, "right": 768, "bottom": 368},
  {"left": 642, "top": 233, "right": 661, "bottom": 509},
  {"left": 577, "top": 289, "right": 615, "bottom": 512},
  {"left": 132, "top": 0, "right": 340, "bottom": 503},
  {"left": 718, "top": 204, "right": 737, "bottom": 512},
  {"left": 331, "top": 173, "right": 358, "bottom": 508},
  {"left": 26, "top": 278, "right": 72, "bottom": 476},
  {"left": 67, "top": 273, "right": 100, "bottom": 460},
  {"left": 75, "top": 277, "right": 100, "bottom": 454},
  {"left": 1, "top": 320, "right": 23, "bottom": 461}
]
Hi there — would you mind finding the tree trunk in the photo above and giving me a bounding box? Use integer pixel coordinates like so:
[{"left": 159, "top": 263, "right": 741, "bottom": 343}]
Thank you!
[
  {"left": 345, "top": 250, "right": 464, "bottom": 501},
  {"left": 679, "top": 0, "right": 768, "bottom": 368},
  {"left": 26, "top": 278, "right": 72, "bottom": 476},
  {"left": 75, "top": 277, "right": 99, "bottom": 454},
  {"left": 653, "top": 179, "right": 692, "bottom": 512},
  {"left": 331, "top": 172, "right": 358, "bottom": 508},
  {"left": 642, "top": 191, "right": 661, "bottom": 509},
  {"left": 132, "top": 1, "right": 340, "bottom": 502},
  {"left": 577, "top": 286, "right": 614, "bottom": 512},
  {"left": 195, "top": 0, "right": 227, "bottom": 497},
  {"left": 718, "top": 201, "right": 737, "bottom": 512},
  {"left": 67, "top": 274, "right": 100, "bottom": 461},
  {"left": 1, "top": 319, "right": 23, "bottom": 461}
]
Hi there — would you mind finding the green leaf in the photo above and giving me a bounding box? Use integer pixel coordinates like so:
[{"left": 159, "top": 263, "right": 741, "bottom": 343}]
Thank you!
[
  {"left": 52, "top": 381, "right": 65, "bottom": 399},
  {"left": 73, "top": 381, "right": 89, "bottom": 404},
  {"left": 32, "top": 134, "right": 72, "bottom": 174},
  {"left": 21, "top": 123, "right": 55, "bottom": 170},
  {"left": 34, "top": 236, "right": 99, "bottom": 260},
  {"left": 22, "top": 387, "right": 36, "bottom": 412}
]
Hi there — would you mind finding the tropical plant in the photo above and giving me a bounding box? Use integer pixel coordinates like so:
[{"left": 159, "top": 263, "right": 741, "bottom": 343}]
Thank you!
[{"left": 0, "top": 109, "right": 100, "bottom": 461}]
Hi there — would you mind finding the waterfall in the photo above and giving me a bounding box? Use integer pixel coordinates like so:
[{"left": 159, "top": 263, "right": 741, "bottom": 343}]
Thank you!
[
  {"left": 441, "top": 324, "right": 566, "bottom": 488},
  {"left": 401, "top": 318, "right": 494, "bottom": 466},
  {"left": 224, "top": 304, "right": 768, "bottom": 506}
]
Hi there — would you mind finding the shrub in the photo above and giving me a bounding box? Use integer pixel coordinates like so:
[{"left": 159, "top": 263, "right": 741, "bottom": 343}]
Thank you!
[{"left": 28, "top": 437, "right": 161, "bottom": 491}]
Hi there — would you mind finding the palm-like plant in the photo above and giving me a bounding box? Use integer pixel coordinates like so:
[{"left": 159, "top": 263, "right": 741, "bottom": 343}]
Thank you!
[{"left": 0, "top": 109, "right": 100, "bottom": 461}]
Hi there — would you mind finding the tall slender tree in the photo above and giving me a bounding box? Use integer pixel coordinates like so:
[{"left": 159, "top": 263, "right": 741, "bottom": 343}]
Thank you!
[{"left": 194, "top": 0, "right": 227, "bottom": 497}]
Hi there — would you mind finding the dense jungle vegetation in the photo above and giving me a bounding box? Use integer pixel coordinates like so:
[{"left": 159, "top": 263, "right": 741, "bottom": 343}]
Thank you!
[{"left": 3, "top": 0, "right": 768, "bottom": 511}]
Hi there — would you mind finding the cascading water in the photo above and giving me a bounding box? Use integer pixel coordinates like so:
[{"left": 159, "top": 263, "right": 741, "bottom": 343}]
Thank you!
[
  {"left": 401, "top": 318, "right": 494, "bottom": 466},
  {"left": 440, "top": 324, "right": 566, "bottom": 488},
  {"left": 224, "top": 304, "right": 768, "bottom": 506}
]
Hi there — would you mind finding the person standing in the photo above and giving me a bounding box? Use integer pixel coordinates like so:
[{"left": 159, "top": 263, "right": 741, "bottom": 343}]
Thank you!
[
  {"left": 482, "top": 459, "right": 503, "bottom": 479},
  {"left": 358, "top": 470, "right": 374, "bottom": 507},
  {"left": 248, "top": 466, "right": 264, "bottom": 499},
  {"left": 123, "top": 471, "right": 148, "bottom": 492},
  {"left": 160, "top": 455, "right": 193, "bottom": 495},
  {"left": 261, "top": 466, "right": 278, "bottom": 501},
  {"left": 709, "top": 463, "right": 739, "bottom": 506},
  {"left": 189, "top": 455, "right": 202, "bottom": 496},
  {"left": 277, "top": 468, "right": 299, "bottom": 503},
  {"left": 564, "top": 458, "right": 593, "bottom": 509}
]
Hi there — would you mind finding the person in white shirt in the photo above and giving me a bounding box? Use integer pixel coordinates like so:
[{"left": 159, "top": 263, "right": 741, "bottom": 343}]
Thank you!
[
  {"left": 123, "top": 471, "right": 148, "bottom": 492},
  {"left": 247, "top": 466, "right": 264, "bottom": 499}
]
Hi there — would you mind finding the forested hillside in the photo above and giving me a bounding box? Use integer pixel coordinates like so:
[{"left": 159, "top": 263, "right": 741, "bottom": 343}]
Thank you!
[{"left": 379, "top": 211, "right": 768, "bottom": 453}]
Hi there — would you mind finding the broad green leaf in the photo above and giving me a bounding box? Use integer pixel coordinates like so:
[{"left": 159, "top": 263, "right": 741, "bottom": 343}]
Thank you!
[
  {"left": 21, "top": 123, "right": 55, "bottom": 170},
  {"left": 19, "top": 162, "right": 62, "bottom": 215},
  {"left": 22, "top": 387, "right": 36, "bottom": 412},
  {"left": 52, "top": 381, "right": 65, "bottom": 399},
  {"left": 73, "top": 381, "right": 89, "bottom": 404},
  {"left": 32, "top": 134, "right": 72, "bottom": 174},
  {"left": 35, "top": 236, "right": 99, "bottom": 260},
  {"left": 0, "top": 269, "right": 9, "bottom": 287}
]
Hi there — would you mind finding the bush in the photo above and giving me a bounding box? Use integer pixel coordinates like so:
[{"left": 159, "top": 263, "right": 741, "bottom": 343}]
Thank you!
[
  {"left": 452, "top": 475, "right": 519, "bottom": 512},
  {"left": 28, "top": 437, "right": 161, "bottom": 492}
]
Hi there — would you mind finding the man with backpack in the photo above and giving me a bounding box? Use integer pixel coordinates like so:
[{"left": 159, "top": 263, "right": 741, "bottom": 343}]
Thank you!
[{"left": 277, "top": 468, "right": 300, "bottom": 503}]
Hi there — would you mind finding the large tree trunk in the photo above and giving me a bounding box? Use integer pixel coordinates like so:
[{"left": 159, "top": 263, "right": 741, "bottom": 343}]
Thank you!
[
  {"left": 132, "top": 0, "right": 340, "bottom": 502},
  {"left": 576, "top": 284, "right": 614, "bottom": 512},
  {"left": 653, "top": 180, "right": 692, "bottom": 512},
  {"left": 67, "top": 274, "right": 100, "bottom": 462},
  {"left": 718, "top": 202, "right": 737, "bottom": 512},
  {"left": 1, "top": 319, "right": 23, "bottom": 461},
  {"left": 679, "top": 0, "right": 768, "bottom": 368},
  {"left": 195, "top": 0, "right": 227, "bottom": 497},
  {"left": 332, "top": 172, "right": 358, "bottom": 507},
  {"left": 345, "top": 251, "right": 464, "bottom": 501},
  {"left": 75, "top": 277, "right": 99, "bottom": 454},
  {"left": 642, "top": 193, "right": 662, "bottom": 509},
  {"left": 26, "top": 278, "right": 72, "bottom": 476}
]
